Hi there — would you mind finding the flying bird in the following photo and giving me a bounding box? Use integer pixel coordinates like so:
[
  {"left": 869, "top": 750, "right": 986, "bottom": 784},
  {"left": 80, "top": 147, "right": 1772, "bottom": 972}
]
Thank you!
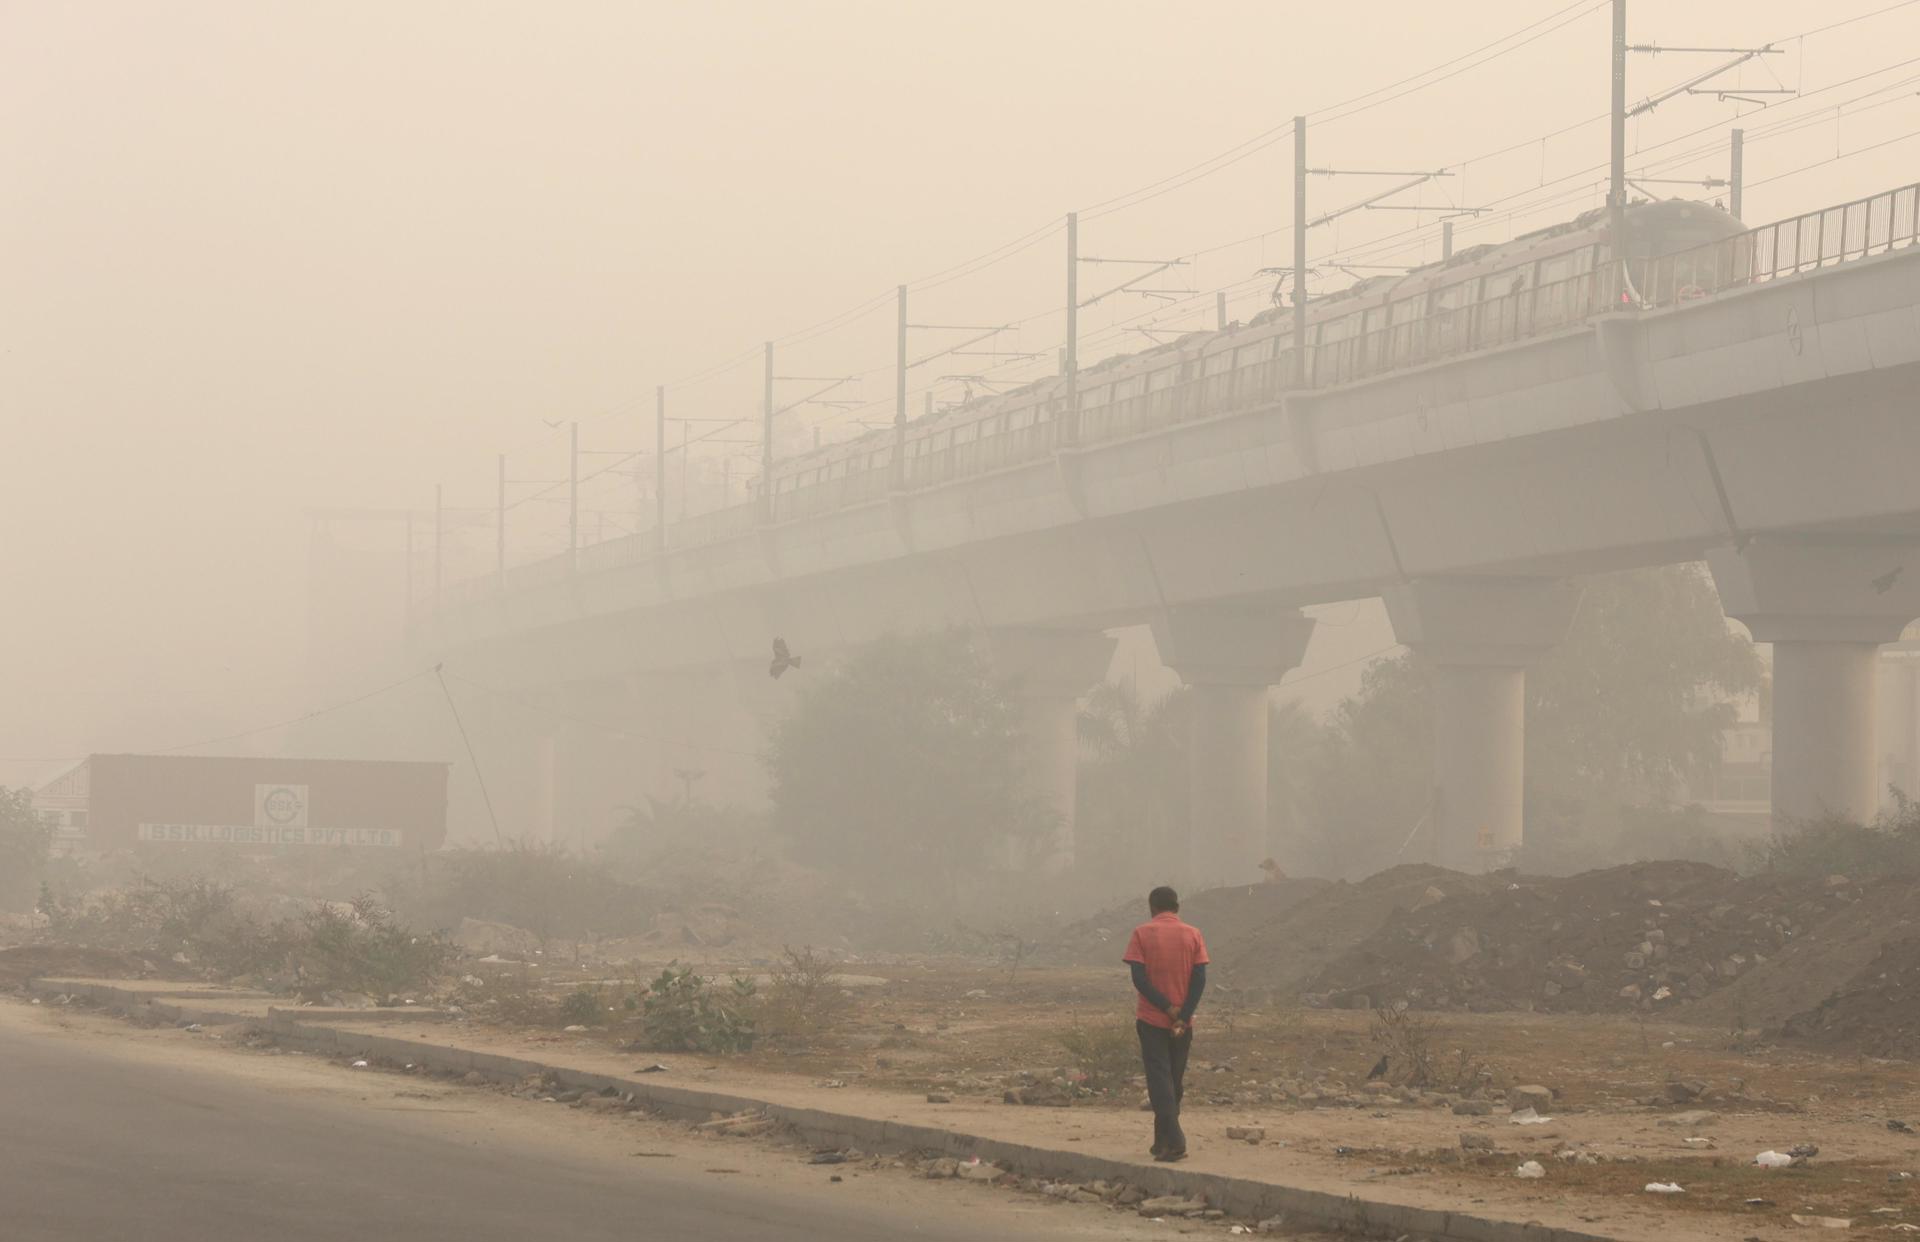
[
  {"left": 1872, "top": 565, "right": 1905, "bottom": 595},
  {"left": 769, "top": 637, "right": 802, "bottom": 679},
  {"left": 538, "top": 417, "right": 564, "bottom": 429}
]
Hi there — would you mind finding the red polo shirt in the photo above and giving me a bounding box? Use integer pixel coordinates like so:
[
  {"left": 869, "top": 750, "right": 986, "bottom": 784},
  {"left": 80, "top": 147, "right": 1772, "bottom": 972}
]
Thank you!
[{"left": 1122, "top": 912, "right": 1209, "bottom": 1029}]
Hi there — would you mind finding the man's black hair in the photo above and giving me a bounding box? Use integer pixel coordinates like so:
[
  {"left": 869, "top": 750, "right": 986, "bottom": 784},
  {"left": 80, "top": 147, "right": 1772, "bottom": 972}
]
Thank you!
[{"left": 1148, "top": 885, "right": 1179, "bottom": 914}]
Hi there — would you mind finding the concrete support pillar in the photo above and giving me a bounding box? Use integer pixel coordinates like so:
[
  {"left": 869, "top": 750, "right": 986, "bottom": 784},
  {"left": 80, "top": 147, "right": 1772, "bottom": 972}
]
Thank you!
[
  {"left": 1150, "top": 605, "right": 1316, "bottom": 888},
  {"left": 1771, "top": 640, "right": 1880, "bottom": 823},
  {"left": 1383, "top": 577, "right": 1581, "bottom": 871},
  {"left": 1708, "top": 538, "right": 1920, "bottom": 826},
  {"left": 1429, "top": 663, "right": 1526, "bottom": 862},
  {"left": 987, "top": 627, "right": 1118, "bottom": 873}
]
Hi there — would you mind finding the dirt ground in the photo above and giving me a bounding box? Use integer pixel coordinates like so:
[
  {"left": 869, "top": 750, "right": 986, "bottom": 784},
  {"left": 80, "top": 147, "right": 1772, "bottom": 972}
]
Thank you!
[{"left": 231, "top": 948, "right": 1920, "bottom": 1241}]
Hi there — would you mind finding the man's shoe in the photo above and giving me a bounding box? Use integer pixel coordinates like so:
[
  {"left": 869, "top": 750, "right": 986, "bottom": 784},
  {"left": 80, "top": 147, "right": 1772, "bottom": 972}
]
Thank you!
[
  {"left": 1150, "top": 1142, "right": 1164, "bottom": 1157},
  {"left": 1155, "top": 1148, "right": 1188, "bottom": 1163}
]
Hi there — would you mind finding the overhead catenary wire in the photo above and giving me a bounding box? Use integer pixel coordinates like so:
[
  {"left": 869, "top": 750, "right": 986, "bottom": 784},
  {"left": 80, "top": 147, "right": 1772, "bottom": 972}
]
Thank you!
[{"left": 502, "top": 5, "right": 1920, "bottom": 555}]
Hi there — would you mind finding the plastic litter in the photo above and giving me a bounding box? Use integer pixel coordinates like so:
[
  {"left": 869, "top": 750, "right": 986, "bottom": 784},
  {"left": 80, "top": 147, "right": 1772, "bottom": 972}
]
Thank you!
[
  {"left": 1516, "top": 1161, "right": 1546, "bottom": 1179},
  {"left": 1791, "top": 1215, "right": 1852, "bottom": 1229},
  {"left": 1757, "top": 1150, "right": 1795, "bottom": 1168},
  {"left": 350, "top": 1059, "right": 369, "bottom": 1069},
  {"left": 1646, "top": 1182, "right": 1686, "bottom": 1194},
  {"left": 1510, "top": 1107, "right": 1554, "bottom": 1125}
]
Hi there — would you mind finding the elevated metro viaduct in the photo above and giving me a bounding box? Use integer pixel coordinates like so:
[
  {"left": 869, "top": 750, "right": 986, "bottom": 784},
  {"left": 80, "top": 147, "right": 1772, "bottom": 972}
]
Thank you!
[{"left": 418, "top": 189, "right": 1920, "bottom": 884}]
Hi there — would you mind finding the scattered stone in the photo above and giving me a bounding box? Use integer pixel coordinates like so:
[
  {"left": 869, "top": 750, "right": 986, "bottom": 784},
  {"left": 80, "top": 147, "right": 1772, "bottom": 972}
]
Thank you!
[
  {"left": 1509, "top": 1084, "right": 1554, "bottom": 1112},
  {"left": 1460, "top": 1131, "right": 1495, "bottom": 1151},
  {"left": 1453, "top": 1099, "right": 1494, "bottom": 1116},
  {"left": 1657, "top": 1110, "right": 1719, "bottom": 1128},
  {"left": 1667, "top": 1079, "right": 1709, "bottom": 1103},
  {"left": 926, "top": 1092, "right": 953, "bottom": 1104},
  {"left": 1225, "top": 1125, "right": 1266, "bottom": 1142},
  {"left": 1138, "top": 1196, "right": 1209, "bottom": 1218}
]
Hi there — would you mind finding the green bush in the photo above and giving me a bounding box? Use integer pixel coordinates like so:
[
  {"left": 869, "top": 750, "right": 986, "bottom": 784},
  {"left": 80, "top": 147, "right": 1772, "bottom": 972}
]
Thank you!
[
  {"left": 1760, "top": 793, "right": 1920, "bottom": 879},
  {"left": 39, "top": 877, "right": 448, "bottom": 995},
  {"left": 39, "top": 875, "right": 293, "bottom": 978},
  {"left": 637, "top": 964, "right": 757, "bottom": 1053},
  {"left": 0, "top": 788, "right": 53, "bottom": 910},
  {"left": 560, "top": 983, "right": 610, "bottom": 1027},
  {"left": 294, "top": 895, "right": 454, "bottom": 997}
]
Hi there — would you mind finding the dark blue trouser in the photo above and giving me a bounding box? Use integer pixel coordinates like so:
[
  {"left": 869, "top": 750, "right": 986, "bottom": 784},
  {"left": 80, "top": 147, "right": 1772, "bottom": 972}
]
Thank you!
[{"left": 1137, "top": 1019, "right": 1192, "bottom": 1153}]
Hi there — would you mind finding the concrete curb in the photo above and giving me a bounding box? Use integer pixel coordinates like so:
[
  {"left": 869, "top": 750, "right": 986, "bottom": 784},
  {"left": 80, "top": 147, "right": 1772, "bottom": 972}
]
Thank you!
[{"left": 29, "top": 979, "right": 1611, "bottom": 1242}]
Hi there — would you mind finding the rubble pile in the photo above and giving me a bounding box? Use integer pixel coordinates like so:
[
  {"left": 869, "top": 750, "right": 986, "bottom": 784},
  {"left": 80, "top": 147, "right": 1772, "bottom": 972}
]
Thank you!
[
  {"left": 1218, "top": 865, "right": 1514, "bottom": 996},
  {"left": 1295, "top": 862, "right": 1868, "bottom": 1014},
  {"left": 1781, "top": 931, "right": 1920, "bottom": 1057},
  {"left": 1048, "top": 876, "right": 1327, "bottom": 968}
]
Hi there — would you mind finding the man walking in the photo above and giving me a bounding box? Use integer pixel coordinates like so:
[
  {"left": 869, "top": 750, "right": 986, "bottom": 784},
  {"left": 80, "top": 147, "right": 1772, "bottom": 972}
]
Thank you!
[{"left": 1122, "top": 885, "right": 1208, "bottom": 1162}]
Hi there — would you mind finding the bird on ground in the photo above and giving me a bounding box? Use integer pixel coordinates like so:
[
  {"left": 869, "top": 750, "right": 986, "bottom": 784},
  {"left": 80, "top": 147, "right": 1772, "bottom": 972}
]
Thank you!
[
  {"left": 769, "top": 637, "right": 802, "bottom": 679},
  {"left": 1366, "top": 1055, "right": 1390, "bottom": 1082},
  {"left": 1872, "top": 565, "right": 1905, "bottom": 595}
]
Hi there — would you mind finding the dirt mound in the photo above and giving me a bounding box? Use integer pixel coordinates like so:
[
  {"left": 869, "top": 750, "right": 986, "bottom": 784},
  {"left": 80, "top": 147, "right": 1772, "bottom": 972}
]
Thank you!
[
  {"left": 1297, "top": 861, "right": 1861, "bottom": 1013},
  {"left": 0, "top": 944, "right": 155, "bottom": 990},
  {"left": 1220, "top": 864, "right": 1513, "bottom": 997},
  {"left": 1048, "top": 878, "right": 1329, "bottom": 969},
  {"left": 1780, "top": 930, "right": 1920, "bottom": 1057},
  {"left": 1687, "top": 876, "right": 1920, "bottom": 1031}
]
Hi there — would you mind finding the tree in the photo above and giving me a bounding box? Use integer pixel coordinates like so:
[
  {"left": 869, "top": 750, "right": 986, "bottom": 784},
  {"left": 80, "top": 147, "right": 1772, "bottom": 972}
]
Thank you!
[
  {"left": 765, "top": 631, "right": 1051, "bottom": 904},
  {"left": 1527, "top": 563, "right": 1762, "bottom": 803},
  {"left": 1076, "top": 678, "right": 1189, "bottom": 888},
  {"left": 0, "top": 787, "right": 53, "bottom": 910},
  {"left": 1298, "top": 653, "right": 1433, "bottom": 875}
]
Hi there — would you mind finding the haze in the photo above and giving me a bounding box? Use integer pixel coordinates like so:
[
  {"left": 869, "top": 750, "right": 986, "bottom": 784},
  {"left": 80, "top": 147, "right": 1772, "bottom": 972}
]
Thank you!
[{"left": 4, "top": 0, "right": 1917, "bottom": 784}]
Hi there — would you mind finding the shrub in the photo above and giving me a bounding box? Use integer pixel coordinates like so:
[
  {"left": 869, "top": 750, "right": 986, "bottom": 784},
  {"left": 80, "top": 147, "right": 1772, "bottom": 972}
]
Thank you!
[
  {"left": 759, "top": 945, "right": 843, "bottom": 1045},
  {"left": 637, "top": 964, "right": 757, "bottom": 1053},
  {"left": 560, "top": 984, "right": 610, "bottom": 1027},
  {"left": 1759, "top": 793, "right": 1920, "bottom": 879},
  {"left": 1368, "top": 1005, "right": 1439, "bottom": 1087},
  {"left": 294, "top": 895, "right": 454, "bottom": 997},
  {"left": 0, "top": 788, "right": 53, "bottom": 910},
  {"left": 1053, "top": 1021, "right": 1140, "bottom": 1092},
  {"left": 449, "top": 963, "right": 560, "bottom": 1026}
]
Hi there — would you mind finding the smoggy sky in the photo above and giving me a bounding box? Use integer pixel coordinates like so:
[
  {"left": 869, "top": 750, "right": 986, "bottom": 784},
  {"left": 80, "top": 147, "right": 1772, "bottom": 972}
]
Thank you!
[{"left": 6, "top": 0, "right": 1919, "bottom": 780}]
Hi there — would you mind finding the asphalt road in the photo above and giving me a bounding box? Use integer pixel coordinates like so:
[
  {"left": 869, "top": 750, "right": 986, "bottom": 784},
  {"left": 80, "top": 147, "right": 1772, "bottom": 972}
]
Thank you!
[{"left": 0, "top": 1013, "right": 1123, "bottom": 1242}]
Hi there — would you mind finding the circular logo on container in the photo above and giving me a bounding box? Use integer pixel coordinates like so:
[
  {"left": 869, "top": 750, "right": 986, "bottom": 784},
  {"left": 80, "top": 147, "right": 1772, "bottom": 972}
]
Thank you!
[{"left": 262, "top": 787, "right": 305, "bottom": 825}]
